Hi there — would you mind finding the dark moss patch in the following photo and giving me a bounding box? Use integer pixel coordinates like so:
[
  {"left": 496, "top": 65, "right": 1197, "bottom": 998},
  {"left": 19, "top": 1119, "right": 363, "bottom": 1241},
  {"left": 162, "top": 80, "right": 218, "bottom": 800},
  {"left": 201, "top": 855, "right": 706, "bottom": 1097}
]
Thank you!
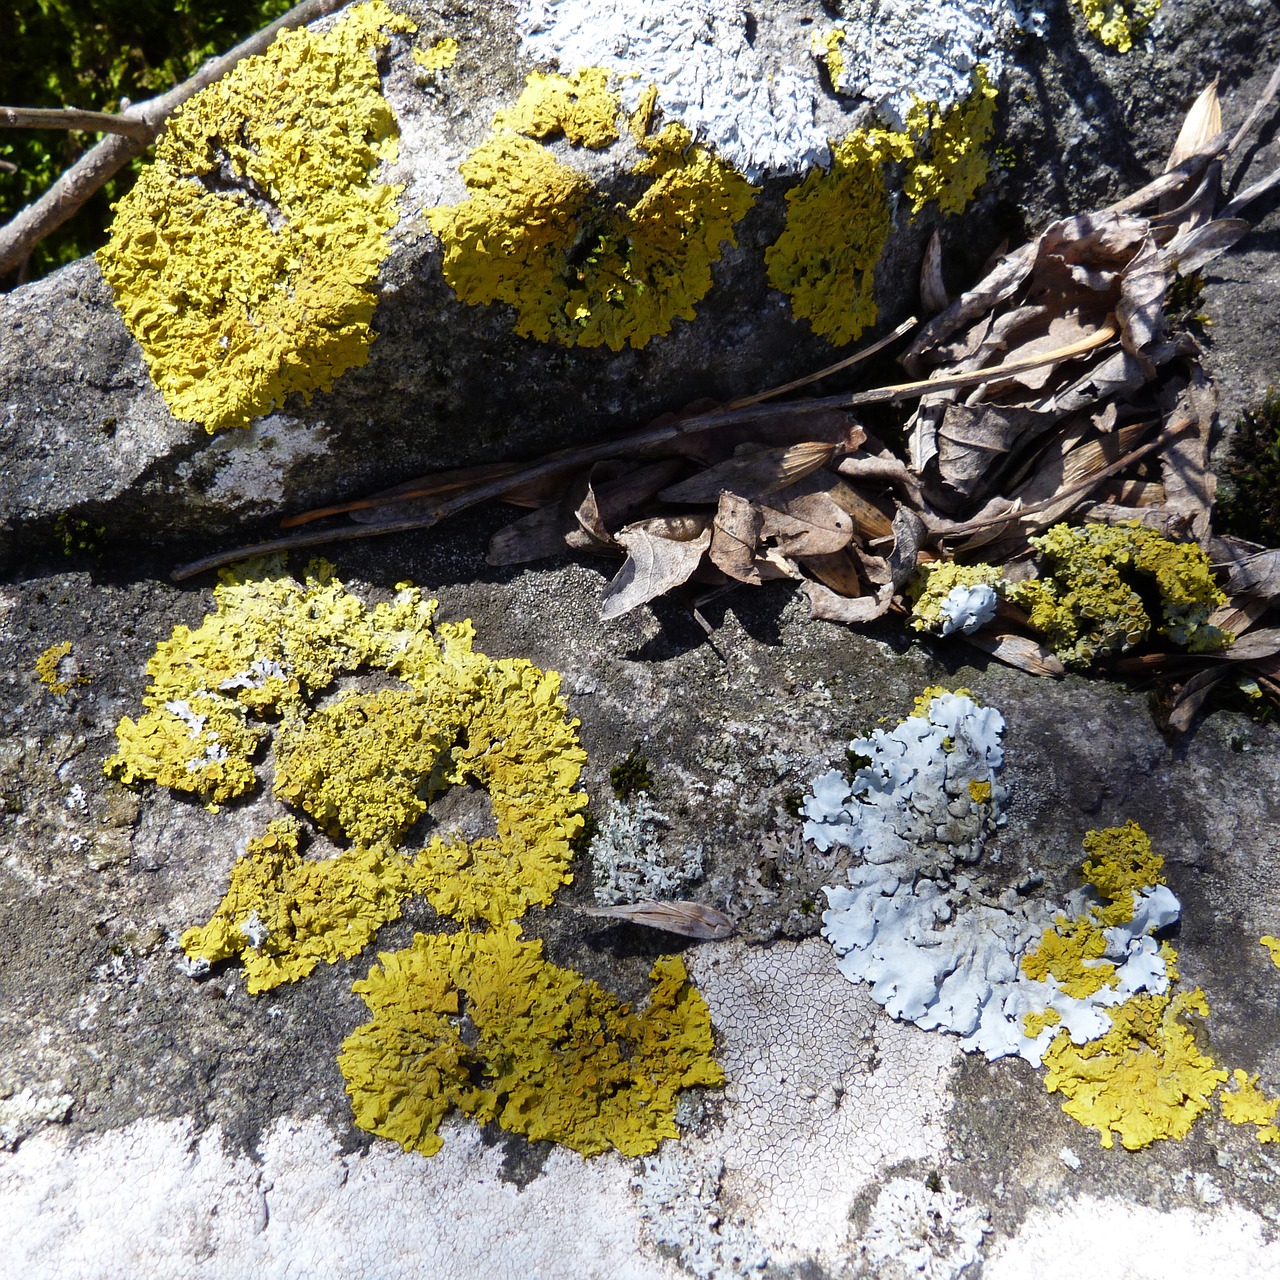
[
  {"left": 610, "top": 746, "right": 653, "bottom": 800},
  {"left": 1217, "top": 392, "right": 1280, "bottom": 547}
]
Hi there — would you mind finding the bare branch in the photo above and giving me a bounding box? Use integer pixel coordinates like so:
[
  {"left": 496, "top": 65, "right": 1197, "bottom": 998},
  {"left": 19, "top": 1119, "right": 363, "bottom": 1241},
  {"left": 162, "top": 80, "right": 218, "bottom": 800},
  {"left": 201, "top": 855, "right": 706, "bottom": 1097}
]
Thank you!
[
  {"left": 0, "top": 0, "right": 351, "bottom": 282},
  {"left": 0, "top": 106, "right": 154, "bottom": 143}
]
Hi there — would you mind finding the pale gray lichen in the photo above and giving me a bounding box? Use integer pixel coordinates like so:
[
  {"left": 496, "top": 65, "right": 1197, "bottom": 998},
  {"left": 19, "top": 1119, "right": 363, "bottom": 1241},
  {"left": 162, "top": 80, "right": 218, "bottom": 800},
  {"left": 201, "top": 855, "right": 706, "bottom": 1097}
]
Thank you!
[
  {"left": 809, "top": 693, "right": 1181, "bottom": 1066},
  {"left": 633, "top": 1146, "right": 768, "bottom": 1279},
  {"left": 0, "top": 1085, "right": 74, "bottom": 1151},
  {"left": 591, "top": 793, "right": 705, "bottom": 905},
  {"left": 859, "top": 1175, "right": 991, "bottom": 1280}
]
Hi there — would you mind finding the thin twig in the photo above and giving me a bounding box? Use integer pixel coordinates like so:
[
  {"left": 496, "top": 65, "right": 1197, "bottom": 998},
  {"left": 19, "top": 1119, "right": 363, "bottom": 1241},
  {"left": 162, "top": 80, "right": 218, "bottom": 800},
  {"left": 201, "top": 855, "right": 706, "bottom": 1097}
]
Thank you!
[
  {"left": 172, "top": 324, "right": 1119, "bottom": 581},
  {"left": 1227, "top": 58, "right": 1280, "bottom": 157},
  {"left": 0, "top": 0, "right": 350, "bottom": 280},
  {"left": 724, "top": 316, "right": 917, "bottom": 410},
  {"left": 0, "top": 106, "right": 154, "bottom": 143},
  {"left": 939, "top": 418, "right": 1191, "bottom": 538}
]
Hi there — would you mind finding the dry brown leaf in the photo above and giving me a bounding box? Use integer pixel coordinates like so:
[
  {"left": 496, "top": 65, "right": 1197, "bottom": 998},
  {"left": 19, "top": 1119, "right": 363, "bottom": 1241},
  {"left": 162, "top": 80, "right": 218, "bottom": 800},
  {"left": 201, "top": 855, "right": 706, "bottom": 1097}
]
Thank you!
[
  {"left": 935, "top": 403, "right": 1060, "bottom": 502},
  {"left": 799, "top": 547, "right": 864, "bottom": 596},
  {"left": 578, "top": 900, "right": 736, "bottom": 940},
  {"left": 961, "top": 631, "right": 1066, "bottom": 677},
  {"left": 599, "top": 516, "right": 712, "bottom": 621},
  {"left": 921, "top": 226, "right": 949, "bottom": 315},
  {"left": 1221, "top": 628, "right": 1280, "bottom": 662},
  {"left": 1213, "top": 543, "right": 1280, "bottom": 602},
  {"left": 759, "top": 489, "right": 855, "bottom": 557},
  {"left": 1167, "top": 80, "right": 1222, "bottom": 171},
  {"left": 709, "top": 491, "right": 764, "bottom": 584},
  {"left": 1159, "top": 216, "right": 1252, "bottom": 275},
  {"left": 1156, "top": 371, "right": 1216, "bottom": 543},
  {"left": 569, "top": 458, "right": 688, "bottom": 551},
  {"left": 658, "top": 441, "right": 836, "bottom": 504},
  {"left": 1163, "top": 666, "right": 1226, "bottom": 733},
  {"left": 803, "top": 580, "right": 893, "bottom": 623}
]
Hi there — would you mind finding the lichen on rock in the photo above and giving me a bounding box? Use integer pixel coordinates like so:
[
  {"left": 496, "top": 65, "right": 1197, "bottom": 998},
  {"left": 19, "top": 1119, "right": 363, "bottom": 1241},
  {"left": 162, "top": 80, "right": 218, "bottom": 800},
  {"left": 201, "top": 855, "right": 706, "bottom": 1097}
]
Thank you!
[
  {"left": 338, "top": 922, "right": 723, "bottom": 1157},
  {"left": 1008, "top": 521, "right": 1229, "bottom": 666},
  {"left": 426, "top": 71, "right": 756, "bottom": 350},
  {"left": 908, "top": 562, "right": 1005, "bottom": 636},
  {"left": 765, "top": 69, "right": 997, "bottom": 345},
  {"left": 1071, "top": 0, "right": 1161, "bottom": 52},
  {"left": 96, "top": 0, "right": 412, "bottom": 433}
]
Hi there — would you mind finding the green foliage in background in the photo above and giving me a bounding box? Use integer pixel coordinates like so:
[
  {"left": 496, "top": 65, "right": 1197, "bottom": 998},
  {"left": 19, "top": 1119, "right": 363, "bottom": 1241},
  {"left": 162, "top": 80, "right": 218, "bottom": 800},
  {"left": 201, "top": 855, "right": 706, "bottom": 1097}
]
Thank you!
[{"left": 0, "top": 0, "right": 292, "bottom": 284}]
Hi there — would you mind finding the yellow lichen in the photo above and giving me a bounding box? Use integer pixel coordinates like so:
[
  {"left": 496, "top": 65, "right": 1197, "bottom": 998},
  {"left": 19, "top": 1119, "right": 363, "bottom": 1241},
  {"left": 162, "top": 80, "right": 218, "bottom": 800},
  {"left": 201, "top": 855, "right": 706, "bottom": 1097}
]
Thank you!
[
  {"left": 426, "top": 71, "right": 755, "bottom": 351},
  {"left": 968, "top": 780, "right": 993, "bottom": 804},
  {"left": 766, "top": 69, "right": 995, "bottom": 345},
  {"left": 1072, "top": 0, "right": 1161, "bottom": 52},
  {"left": 493, "top": 67, "right": 620, "bottom": 148},
  {"left": 1008, "top": 522, "right": 1229, "bottom": 667},
  {"left": 1023, "top": 915, "right": 1118, "bottom": 998},
  {"left": 901, "top": 66, "right": 998, "bottom": 217},
  {"left": 909, "top": 685, "right": 975, "bottom": 718},
  {"left": 1261, "top": 936, "right": 1280, "bottom": 969},
  {"left": 96, "top": 1, "right": 412, "bottom": 432},
  {"left": 1081, "top": 820, "right": 1163, "bottom": 925},
  {"left": 1040, "top": 985, "right": 1227, "bottom": 1150},
  {"left": 413, "top": 36, "right": 458, "bottom": 73},
  {"left": 117, "top": 558, "right": 721, "bottom": 1156},
  {"left": 1220, "top": 1069, "right": 1280, "bottom": 1143},
  {"left": 35, "top": 641, "right": 89, "bottom": 695},
  {"left": 908, "top": 562, "right": 1005, "bottom": 635},
  {"left": 180, "top": 817, "right": 424, "bottom": 992},
  {"left": 339, "top": 923, "right": 723, "bottom": 1157},
  {"left": 1022, "top": 1007, "right": 1063, "bottom": 1039},
  {"left": 813, "top": 28, "right": 847, "bottom": 86}
]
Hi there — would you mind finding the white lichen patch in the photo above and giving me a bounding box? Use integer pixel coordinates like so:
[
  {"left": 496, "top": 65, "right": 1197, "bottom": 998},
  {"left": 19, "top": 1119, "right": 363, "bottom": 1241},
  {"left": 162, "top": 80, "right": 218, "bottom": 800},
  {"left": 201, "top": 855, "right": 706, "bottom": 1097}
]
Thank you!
[
  {"left": 860, "top": 1175, "right": 991, "bottom": 1280},
  {"left": 684, "top": 938, "right": 959, "bottom": 1264},
  {"left": 174, "top": 414, "right": 332, "bottom": 508},
  {"left": 516, "top": 0, "right": 1026, "bottom": 174},
  {"left": 809, "top": 693, "right": 1180, "bottom": 1065},
  {"left": 633, "top": 1145, "right": 768, "bottom": 1279},
  {"left": 515, "top": 0, "right": 831, "bottom": 176},
  {"left": 982, "top": 1196, "right": 1279, "bottom": 1280},
  {"left": 819, "top": 1, "right": 1021, "bottom": 129},
  {"left": 0, "top": 1116, "right": 679, "bottom": 1280},
  {"left": 591, "top": 793, "right": 705, "bottom": 904},
  {"left": 0, "top": 1086, "right": 73, "bottom": 1152}
]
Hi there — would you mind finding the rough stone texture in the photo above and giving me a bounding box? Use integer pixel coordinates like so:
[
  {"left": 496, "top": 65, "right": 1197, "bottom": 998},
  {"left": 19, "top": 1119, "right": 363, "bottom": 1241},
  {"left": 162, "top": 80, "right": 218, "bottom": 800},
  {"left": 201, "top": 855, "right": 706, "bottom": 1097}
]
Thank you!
[{"left": 3, "top": 0, "right": 1280, "bottom": 1276}]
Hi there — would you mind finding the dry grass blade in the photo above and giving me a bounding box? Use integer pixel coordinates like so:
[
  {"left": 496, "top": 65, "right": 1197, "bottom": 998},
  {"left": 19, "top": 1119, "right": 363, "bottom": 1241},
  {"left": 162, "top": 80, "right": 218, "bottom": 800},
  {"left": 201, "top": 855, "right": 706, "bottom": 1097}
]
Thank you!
[
  {"left": 961, "top": 632, "right": 1066, "bottom": 677},
  {"left": 920, "top": 228, "right": 949, "bottom": 315},
  {"left": 1164, "top": 667, "right": 1227, "bottom": 732},
  {"left": 658, "top": 441, "right": 836, "bottom": 504}
]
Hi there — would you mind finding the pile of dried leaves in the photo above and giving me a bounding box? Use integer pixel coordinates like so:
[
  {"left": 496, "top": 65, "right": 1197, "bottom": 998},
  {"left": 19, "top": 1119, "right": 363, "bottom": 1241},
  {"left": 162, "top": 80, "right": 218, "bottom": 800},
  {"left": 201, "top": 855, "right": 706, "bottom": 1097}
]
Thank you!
[{"left": 177, "top": 74, "right": 1280, "bottom": 730}]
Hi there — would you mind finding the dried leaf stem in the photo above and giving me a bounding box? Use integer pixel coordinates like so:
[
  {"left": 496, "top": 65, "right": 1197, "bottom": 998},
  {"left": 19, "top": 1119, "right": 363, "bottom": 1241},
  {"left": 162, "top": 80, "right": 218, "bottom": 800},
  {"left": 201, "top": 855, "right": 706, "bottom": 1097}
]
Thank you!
[{"left": 171, "top": 324, "right": 1116, "bottom": 581}]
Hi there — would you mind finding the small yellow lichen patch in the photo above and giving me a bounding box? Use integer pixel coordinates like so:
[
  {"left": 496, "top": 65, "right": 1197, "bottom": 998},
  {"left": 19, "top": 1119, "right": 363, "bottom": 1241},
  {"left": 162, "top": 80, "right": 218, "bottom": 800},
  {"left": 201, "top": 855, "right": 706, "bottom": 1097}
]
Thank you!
[
  {"left": 1081, "top": 820, "right": 1163, "bottom": 925},
  {"left": 910, "top": 685, "right": 975, "bottom": 718},
  {"left": 813, "top": 28, "right": 847, "bottom": 86},
  {"left": 35, "top": 641, "right": 89, "bottom": 695},
  {"left": 1261, "top": 936, "right": 1280, "bottom": 969},
  {"left": 97, "top": 1, "right": 412, "bottom": 432},
  {"left": 339, "top": 923, "right": 723, "bottom": 1157},
  {"left": 1023, "top": 915, "right": 1118, "bottom": 998},
  {"left": 766, "top": 69, "right": 996, "bottom": 345},
  {"left": 908, "top": 562, "right": 1005, "bottom": 635},
  {"left": 494, "top": 67, "right": 620, "bottom": 148},
  {"left": 1220, "top": 1069, "right": 1280, "bottom": 1143},
  {"left": 1009, "top": 522, "right": 1229, "bottom": 667},
  {"left": 902, "top": 66, "right": 998, "bottom": 217},
  {"left": 1023, "top": 1007, "right": 1063, "bottom": 1039},
  {"left": 180, "top": 817, "right": 422, "bottom": 992},
  {"left": 1040, "top": 985, "right": 1227, "bottom": 1150},
  {"left": 968, "top": 780, "right": 993, "bottom": 804},
  {"left": 1072, "top": 0, "right": 1161, "bottom": 52},
  {"left": 427, "top": 71, "right": 755, "bottom": 351},
  {"left": 413, "top": 36, "right": 458, "bottom": 73}
]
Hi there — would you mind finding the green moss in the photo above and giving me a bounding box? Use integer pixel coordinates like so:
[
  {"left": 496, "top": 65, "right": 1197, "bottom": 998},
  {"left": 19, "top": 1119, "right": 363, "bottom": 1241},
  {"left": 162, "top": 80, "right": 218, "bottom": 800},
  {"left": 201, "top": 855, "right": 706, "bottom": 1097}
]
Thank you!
[
  {"left": 426, "top": 72, "right": 756, "bottom": 351},
  {"left": 610, "top": 746, "right": 654, "bottom": 800},
  {"left": 765, "top": 70, "right": 996, "bottom": 346},
  {"left": 1008, "top": 522, "right": 1229, "bottom": 667},
  {"left": 1216, "top": 393, "right": 1280, "bottom": 548},
  {"left": 339, "top": 922, "right": 723, "bottom": 1157},
  {"left": 96, "top": 1, "right": 412, "bottom": 432},
  {"left": 1071, "top": 0, "right": 1161, "bottom": 52}
]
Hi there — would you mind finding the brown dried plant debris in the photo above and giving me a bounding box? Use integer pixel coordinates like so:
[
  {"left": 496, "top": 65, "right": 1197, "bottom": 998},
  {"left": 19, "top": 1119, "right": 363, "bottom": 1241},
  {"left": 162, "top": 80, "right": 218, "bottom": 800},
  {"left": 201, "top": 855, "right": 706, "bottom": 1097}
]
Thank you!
[{"left": 174, "top": 74, "right": 1280, "bottom": 718}]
